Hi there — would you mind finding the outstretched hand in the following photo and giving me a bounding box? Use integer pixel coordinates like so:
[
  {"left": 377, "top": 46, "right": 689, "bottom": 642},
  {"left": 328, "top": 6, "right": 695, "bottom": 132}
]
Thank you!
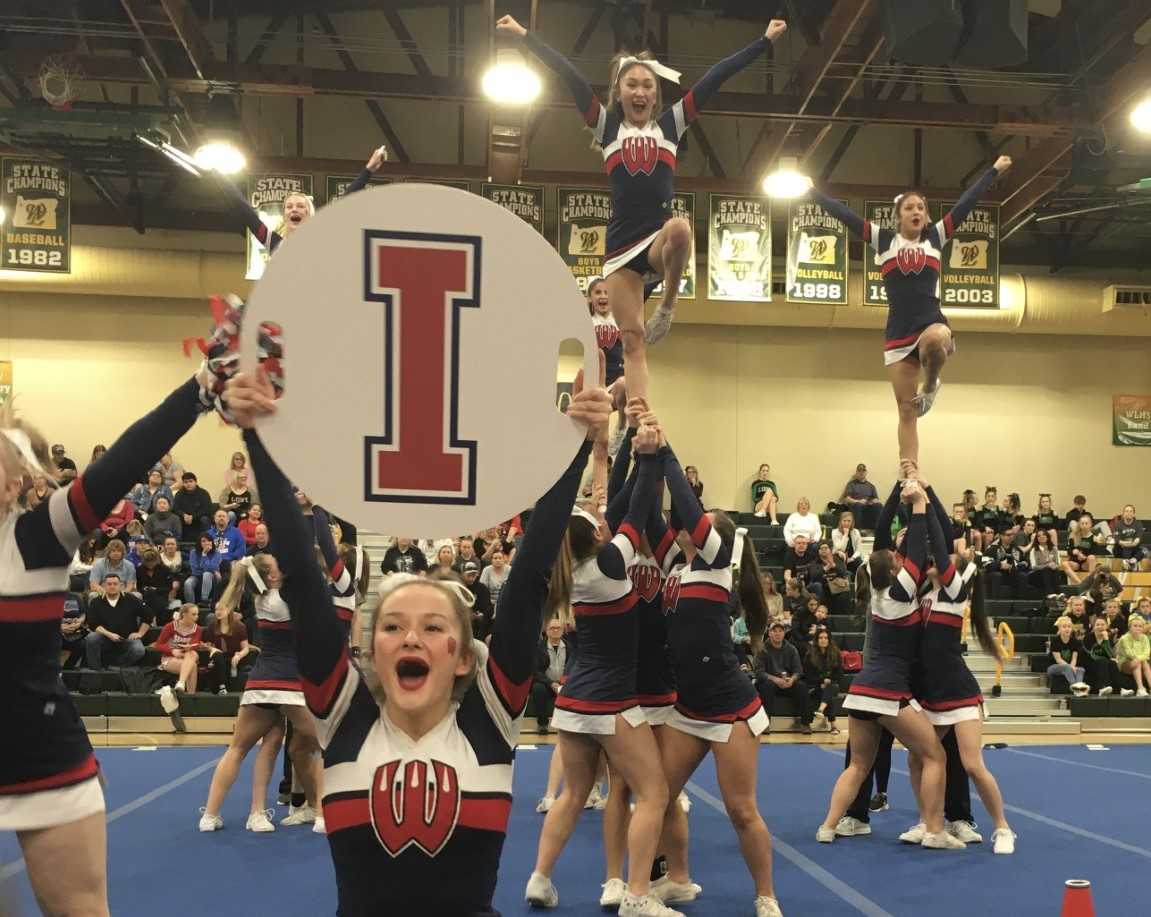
[
  {"left": 366, "top": 145, "right": 388, "bottom": 172},
  {"left": 223, "top": 368, "right": 277, "bottom": 430},
  {"left": 994, "top": 155, "right": 1012, "bottom": 174},
  {"left": 496, "top": 14, "right": 526, "bottom": 36},
  {"left": 766, "top": 20, "right": 787, "bottom": 41},
  {"left": 568, "top": 387, "right": 612, "bottom": 441},
  {"left": 633, "top": 424, "right": 660, "bottom": 455}
]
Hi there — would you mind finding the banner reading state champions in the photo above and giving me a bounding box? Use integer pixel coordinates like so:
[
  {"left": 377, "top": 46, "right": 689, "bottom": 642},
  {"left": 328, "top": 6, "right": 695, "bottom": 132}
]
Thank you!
[
  {"left": 940, "top": 201, "right": 1000, "bottom": 308},
  {"left": 481, "top": 183, "right": 545, "bottom": 235},
  {"left": 708, "top": 194, "right": 771, "bottom": 302},
  {"left": 245, "top": 172, "right": 313, "bottom": 280},
  {"left": 786, "top": 198, "right": 848, "bottom": 304},
  {"left": 650, "top": 193, "right": 696, "bottom": 300},
  {"left": 1, "top": 157, "right": 71, "bottom": 273},
  {"left": 558, "top": 187, "right": 612, "bottom": 295},
  {"left": 326, "top": 174, "right": 390, "bottom": 203}
]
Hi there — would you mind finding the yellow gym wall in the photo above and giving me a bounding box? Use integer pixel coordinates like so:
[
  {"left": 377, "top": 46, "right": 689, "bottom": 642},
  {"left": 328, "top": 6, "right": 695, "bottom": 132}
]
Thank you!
[{"left": 3, "top": 283, "right": 1149, "bottom": 519}]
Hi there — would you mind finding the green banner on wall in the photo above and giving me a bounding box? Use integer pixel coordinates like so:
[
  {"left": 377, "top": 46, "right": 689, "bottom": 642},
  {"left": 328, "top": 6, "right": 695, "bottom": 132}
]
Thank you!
[
  {"left": 557, "top": 187, "right": 612, "bottom": 295},
  {"left": 481, "top": 182, "right": 545, "bottom": 235},
  {"left": 650, "top": 192, "right": 696, "bottom": 301},
  {"left": 786, "top": 198, "right": 848, "bottom": 304},
  {"left": 1113, "top": 394, "right": 1151, "bottom": 446},
  {"left": 707, "top": 193, "right": 772, "bottom": 302},
  {"left": 940, "top": 201, "right": 1000, "bottom": 308},
  {"left": 325, "top": 174, "right": 390, "bottom": 203},
  {"left": 1, "top": 157, "right": 71, "bottom": 273}
]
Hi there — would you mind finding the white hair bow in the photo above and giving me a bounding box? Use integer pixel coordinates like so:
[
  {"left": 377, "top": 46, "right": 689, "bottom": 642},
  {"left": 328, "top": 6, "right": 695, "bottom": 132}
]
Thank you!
[
  {"left": 379, "top": 571, "right": 475, "bottom": 609},
  {"left": 731, "top": 527, "right": 748, "bottom": 570},
  {"left": 240, "top": 555, "right": 267, "bottom": 594},
  {"left": 1, "top": 429, "right": 47, "bottom": 476},
  {"left": 571, "top": 506, "right": 602, "bottom": 530},
  {"left": 617, "top": 56, "right": 682, "bottom": 84}
]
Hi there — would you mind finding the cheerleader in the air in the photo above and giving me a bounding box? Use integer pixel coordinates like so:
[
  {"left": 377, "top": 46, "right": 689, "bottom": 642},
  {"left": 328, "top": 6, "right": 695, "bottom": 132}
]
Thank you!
[
  {"left": 498, "top": 13, "right": 788, "bottom": 402},
  {"left": 806, "top": 156, "right": 1012, "bottom": 466}
]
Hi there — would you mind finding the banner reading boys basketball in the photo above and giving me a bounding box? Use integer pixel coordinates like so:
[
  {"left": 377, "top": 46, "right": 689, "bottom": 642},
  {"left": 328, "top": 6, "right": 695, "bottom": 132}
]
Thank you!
[
  {"left": 708, "top": 194, "right": 771, "bottom": 302},
  {"left": 558, "top": 187, "right": 612, "bottom": 295},
  {"left": 245, "top": 173, "right": 313, "bottom": 280},
  {"left": 480, "top": 183, "right": 545, "bottom": 235},
  {"left": 940, "top": 201, "right": 999, "bottom": 308},
  {"left": 862, "top": 200, "right": 894, "bottom": 306},
  {"left": 650, "top": 193, "right": 696, "bottom": 300},
  {"left": 786, "top": 198, "right": 848, "bottom": 304},
  {"left": 1, "top": 157, "right": 71, "bottom": 273},
  {"left": 1113, "top": 395, "right": 1151, "bottom": 447},
  {"left": 325, "top": 174, "right": 390, "bottom": 203}
]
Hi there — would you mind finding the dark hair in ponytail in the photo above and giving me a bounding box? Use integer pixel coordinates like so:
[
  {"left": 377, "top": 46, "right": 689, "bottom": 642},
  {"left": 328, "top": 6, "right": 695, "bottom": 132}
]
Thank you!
[
  {"left": 963, "top": 559, "right": 1000, "bottom": 658},
  {"left": 854, "top": 563, "right": 872, "bottom": 617},
  {"left": 868, "top": 549, "right": 894, "bottom": 591},
  {"left": 711, "top": 509, "right": 768, "bottom": 654}
]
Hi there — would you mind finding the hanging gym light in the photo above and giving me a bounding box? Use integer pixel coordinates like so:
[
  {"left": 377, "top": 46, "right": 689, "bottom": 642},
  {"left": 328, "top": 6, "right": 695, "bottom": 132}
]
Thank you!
[{"left": 483, "top": 49, "right": 541, "bottom": 105}]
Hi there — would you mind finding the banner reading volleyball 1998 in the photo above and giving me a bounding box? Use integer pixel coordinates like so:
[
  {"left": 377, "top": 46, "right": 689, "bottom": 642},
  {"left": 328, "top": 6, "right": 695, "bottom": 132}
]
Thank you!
[
  {"left": 557, "top": 187, "right": 611, "bottom": 294},
  {"left": 862, "top": 200, "right": 893, "bottom": 306},
  {"left": 786, "top": 198, "right": 848, "bottom": 304},
  {"left": 481, "top": 183, "right": 545, "bottom": 235},
  {"left": 940, "top": 201, "right": 999, "bottom": 308},
  {"left": 1, "top": 157, "right": 71, "bottom": 273},
  {"left": 708, "top": 194, "right": 771, "bottom": 302},
  {"left": 650, "top": 193, "right": 696, "bottom": 300},
  {"left": 245, "top": 173, "right": 313, "bottom": 280}
]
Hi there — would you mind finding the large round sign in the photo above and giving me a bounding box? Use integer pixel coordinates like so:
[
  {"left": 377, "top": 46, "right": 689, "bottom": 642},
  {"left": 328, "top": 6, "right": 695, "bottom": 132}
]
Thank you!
[{"left": 241, "top": 182, "right": 597, "bottom": 538}]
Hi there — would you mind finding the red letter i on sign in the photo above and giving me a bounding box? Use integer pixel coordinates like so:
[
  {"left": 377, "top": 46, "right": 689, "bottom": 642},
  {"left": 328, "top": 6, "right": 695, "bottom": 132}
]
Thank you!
[{"left": 363, "top": 231, "right": 480, "bottom": 504}]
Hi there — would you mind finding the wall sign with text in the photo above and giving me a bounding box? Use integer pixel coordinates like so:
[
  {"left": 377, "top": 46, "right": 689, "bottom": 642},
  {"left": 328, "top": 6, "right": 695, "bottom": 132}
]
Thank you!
[
  {"left": 786, "top": 198, "right": 848, "bottom": 304},
  {"left": 1, "top": 157, "right": 71, "bottom": 273},
  {"left": 557, "top": 187, "right": 612, "bottom": 295},
  {"left": 707, "top": 194, "right": 772, "bottom": 302},
  {"left": 940, "top": 202, "right": 1000, "bottom": 308}
]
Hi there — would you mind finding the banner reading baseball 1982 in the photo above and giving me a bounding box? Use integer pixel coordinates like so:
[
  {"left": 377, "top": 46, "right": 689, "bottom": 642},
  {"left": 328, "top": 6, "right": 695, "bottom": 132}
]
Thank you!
[
  {"left": 481, "top": 183, "right": 545, "bottom": 235},
  {"left": 245, "top": 173, "right": 313, "bottom": 280},
  {"left": 786, "top": 198, "right": 848, "bottom": 304},
  {"left": 558, "top": 187, "right": 611, "bottom": 294},
  {"left": 708, "top": 194, "right": 771, "bottom": 301},
  {"left": 1, "top": 157, "right": 71, "bottom": 273},
  {"left": 1113, "top": 395, "right": 1151, "bottom": 446},
  {"left": 940, "top": 201, "right": 999, "bottom": 308}
]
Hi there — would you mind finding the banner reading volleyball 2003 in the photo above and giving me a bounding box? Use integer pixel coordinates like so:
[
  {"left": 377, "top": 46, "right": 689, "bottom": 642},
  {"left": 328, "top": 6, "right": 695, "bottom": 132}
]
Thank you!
[
  {"left": 940, "top": 201, "right": 999, "bottom": 308},
  {"left": 1, "top": 157, "right": 71, "bottom": 273},
  {"left": 786, "top": 198, "right": 847, "bottom": 304},
  {"left": 481, "top": 183, "right": 545, "bottom": 235},
  {"left": 245, "top": 173, "right": 314, "bottom": 280},
  {"left": 557, "top": 187, "right": 611, "bottom": 294},
  {"left": 708, "top": 194, "right": 771, "bottom": 302}
]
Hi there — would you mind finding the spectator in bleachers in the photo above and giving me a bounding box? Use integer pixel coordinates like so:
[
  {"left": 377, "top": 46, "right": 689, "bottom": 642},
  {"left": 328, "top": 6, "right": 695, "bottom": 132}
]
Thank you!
[
  {"left": 454, "top": 536, "right": 484, "bottom": 573},
  {"left": 185, "top": 533, "right": 226, "bottom": 605},
  {"left": 732, "top": 605, "right": 754, "bottom": 665},
  {"left": 154, "top": 451, "right": 184, "bottom": 489},
  {"left": 206, "top": 508, "right": 247, "bottom": 562},
  {"left": 1083, "top": 615, "right": 1125, "bottom": 697},
  {"left": 751, "top": 463, "right": 780, "bottom": 524},
  {"left": 754, "top": 621, "right": 812, "bottom": 734},
  {"left": 1003, "top": 492, "right": 1025, "bottom": 532},
  {"left": 782, "top": 578, "right": 806, "bottom": 619},
  {"left": 684, "top": 465, "right": 704, "bottom": 503},
  {"left": 783, "top": 497, "right": 821, "bottom": 547},
  {"left": 1033, "top": 494, "right": 1058, "bottom": 531},
  {"left": 133, "top": 469, "right": 173, "bottom": 517},
  {"left": 480, "top": 548, "right": 512, "bottom": 610},
  {"left": 961, "top": 489, "right": 978, "bottom": 517},
  {"left": 218, "top": 470, "right": 258, "bottom": 524},
  {"left": 1011, "top": 518, "right": 1037, "bottom": 553},
  {"left": 429, "top": 544, "right": 458, "bottom": 578},
  {"left": 460, "top": 561, "right": 493, "bottom": 640},
  {"left": 144, "top": 495, "right": 182, "bottom": 543},
  {"left": 974, "top": 486, "right": 1004, "bottom": 534},
  {"left": 831, "top": 511, "right": 863, "bottom": 573},
  {"left": 812, "top": 541, "right": 851, "bottom": 614},
  {"left": 1028, "top": 528, "right": 1063, "bottom": 597},
  {"left": 98, "top": 494, "right": 135, "bottom": 545},
  {"left": 761, "top": 571, "right": 783, "bottom": 621},
  {"left": 88, "top": 443, "right": 107, "bottom": 466},
  {"left": 88, "top": 539, "right": 136, "bottom": 597},
  {"left": 223, "top": 450, "right": 253, "bottom": 491},
  {"left": 124, "top": 522, "right": 149, "bottom": 566},
  {"left": 1132, "top": 597, "right": 1150, "bottom": 622},
  {"left": 783, "top": 533, "right": 822, "bottom": 598},
  {"left": 50, "top": 443, "right": 77, "bottom": 484},
  {"left": 68, "top": 537, "right": 97, "bottom": 593},
  {"left": 986, "top": 529, "right": 1025, "bottom": 597},
  {"left": 237, "top": 503, "right": 263, "bottom": 546},
  {"left": 154, "top": 603, "right": 204, "bottom": 694},
  {"left": 136, "top": 546, "right": 180, "bottom": 619},
  {"left": 380, "top": 537, "right": 429, "bottom": 575},
  {"left": 532, "top": 618, "right": 567, "bottom": 735},
  {"left": 60, "top": 594, "right": 87, "bottom": 669},
  {"left": 839, "top": 464, "right": 881, "bottom": 529},
  {"left": 248, "top": 522, "right": 272, "bottom": 556},
  {"left": 791, "top": 594, "right": 821, "bottom": 652},
  {"left": 1114, "top": 614, "right": 1150, "bottom": 697},
  {"left": 949, "top": 502, "right": 973, "bottom": 552},
  {"left": 83, "top": 573, "right": 151, "bottom": 668},
  {"left": 1112, "top": 505, "right": 1148, "bottom": 570},
  {"left": 1101, "top": 598, "right": 1128, "bottom": 642},
  {"left": 1065, "top": 494, "right": 1089, "bottom": 526},
  {"left": 1047, "top": 615, "right": 1088, "bottom": 693},
  {"left": 805, "top": 629, "right": 842, "bottom": 733},
  {"left": 159, "top": 536, "right": 184, "bottom": 576},
  {"left": 1066, "top": 595, "right": 1090, "bottom": 640},
  {"left": 202, "top": 600, "right": 253, "bottom": 694},
  {"left": 1062, "top": 515, "right": 1098, "bottom": 583},
  {"left": 23, "top": 473, "right": 52, "bottom": 510},
  {"left": 1083, "top": 566, "right": 1123, "bottom": 609},
  {"left": 172, "top": 471, "right": 214, "bottom": 535}
]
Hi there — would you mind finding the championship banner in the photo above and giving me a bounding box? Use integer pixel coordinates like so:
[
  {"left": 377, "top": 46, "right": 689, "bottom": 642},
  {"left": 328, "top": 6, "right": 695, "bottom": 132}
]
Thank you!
[
  {"left": 408, "top": 178, "right": 471, "bottom": 191},
  {"left": 862, "top": 200, "right": 894, "bottom": 306},
  {"left": 940, "top": 201, "right": 1000, "bottom": 307},
  {"left": 707, "top": 194, "right": 771, "bottom": 302},
  {"left": 1, "top": 158, "right": 71, "bottom": 273},
  {"left": 651, "top": 193, "right": 696, "bottom": 300},
  {"left": 245, "top": 173, "right": 313, "bottom": 280},
  {"left": 557, "top": 187, "right": 612, "bottom": 294},
  {"left": 0, "top": 362, "right": 11, "bottom": 406},
  {"left": 326, "top": 174, "right": 390, "bottom": 203},
  {"left": 1113, "top": 395, "right": 1151, "bottom": 447},
  {"left": 480, "top": 183, "right": 545, "bottom": 235},
  {"left": 786, "top": 198, "right": 848, "bottom": 304}
]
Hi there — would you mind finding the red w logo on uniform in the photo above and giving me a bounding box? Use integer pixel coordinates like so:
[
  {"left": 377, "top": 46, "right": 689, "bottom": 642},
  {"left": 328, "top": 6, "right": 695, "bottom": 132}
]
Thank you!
[
  {"left": 895, "top": 247, "right": 927, "bottom": 275},
  {"left": 662, "top": 571, "right": 683, "bottom": 614},
  {"left": 629, "top": 564, "right": 663, "bottom": 603},
  {"left": 370, "top": 759, "right": 461, "bottom": 857},
  {"left": 620, "top": 136, "right": 658, "bottom": 176},
  {"left": 595, "top": 322, "right": 620, "bottom": 351}
]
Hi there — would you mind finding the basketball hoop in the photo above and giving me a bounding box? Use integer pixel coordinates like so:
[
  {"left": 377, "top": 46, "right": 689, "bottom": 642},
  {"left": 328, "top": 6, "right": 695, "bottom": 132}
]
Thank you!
[{"left": 38, "top": 55, "right": 83, "bottom": 111}]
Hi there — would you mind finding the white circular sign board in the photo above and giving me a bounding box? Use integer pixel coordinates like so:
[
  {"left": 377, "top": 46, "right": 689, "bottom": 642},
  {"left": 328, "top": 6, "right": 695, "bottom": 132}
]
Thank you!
[{"left": 241, "top": 182, "right": 596, "bottom": 538}]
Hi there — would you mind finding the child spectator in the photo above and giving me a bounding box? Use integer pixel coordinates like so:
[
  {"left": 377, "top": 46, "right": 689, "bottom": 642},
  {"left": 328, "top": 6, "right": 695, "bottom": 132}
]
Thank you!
[
  {"left": 1115, "top": 614, "right": 1151, "bottom": 697},
  {"left": 1083, "top": 616, "right": 1126, "bottom": 697},
  {"left": 804, "top": 629, "right": 842, "bottom": 733},
  {"left": 1047, "top": 615, "right": 1088, "bottom": 694}
]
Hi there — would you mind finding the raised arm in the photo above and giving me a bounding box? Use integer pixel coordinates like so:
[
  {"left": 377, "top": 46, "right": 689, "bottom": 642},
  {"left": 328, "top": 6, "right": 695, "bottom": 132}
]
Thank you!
[
  {"left": 670, "top": 29, "right": 775, "bottom": 137},
  {"left": 807, "top": 188, "right": 873, "bottom": 246},
  {"left": 313, "top": 505, "right": 354, "bottom": 597},
  {"left": 212, "top": 174, "right": 282, "bottom": 252},
  {"left": 924, "top": 500, "right": 958, "bottom": 589},
  {"left": 597, "top": 452, "right": 659, "bottom": 579},
  {"left": 891, "top": 510, "right": 928, "bottom": 601},
  {"left": 872, "top": 480, "right": 904, "bottom": 552},
  {"left": 932, "top": 157, "right": 1009, "bottom": 246},
  {"left": 664, "top": 446, "right": 729, "bottom": 570},
  {"left": 924, "top": 484, "right": 956, "bottom": 555},
  {"left": 513, "top": 25, "right": 604, "bottom": 138},
  {"left": 344, "top": 146, "right": 387, "bottom": 195}
]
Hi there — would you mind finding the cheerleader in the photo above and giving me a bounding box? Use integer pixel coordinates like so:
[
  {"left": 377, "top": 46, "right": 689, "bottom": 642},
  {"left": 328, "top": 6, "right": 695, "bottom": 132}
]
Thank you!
[
  {"left": 806, "top": 156, "right": 1013, "bottom": 464},
  {"left": 816, "top": 481, "right": 962, "bottom": 849},
  {"left": 588, "top": 276, "right": 628, "bottom": 451},
  {"left": 226, "top": 367, "right": 612, "bottom": 915},
  {"left": 498, "top": 14, "right": 789, "bottom": 399},
  {"left": 0, "top": 369, "right": 216, "bottom": 915},
  {"left": 639, "top": 418, "right": 780, "bottom": 917},
  {"left": 312, "top": 504, "right": 370, "bottom": 639},
  {"left": 197, "top": 555, "right": 324, "bottom": 834},
  {"left": 155, "top": 603, "right": 205, "bottom": 729},
  {"left": 912, "top": 482, "right": 1016, "bottom": 854}
]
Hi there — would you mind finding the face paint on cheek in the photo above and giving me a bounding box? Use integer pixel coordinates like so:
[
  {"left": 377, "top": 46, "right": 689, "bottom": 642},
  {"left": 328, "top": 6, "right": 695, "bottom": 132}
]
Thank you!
[{"left": 447, "top": 637, "right": 457, "bottom": 656}]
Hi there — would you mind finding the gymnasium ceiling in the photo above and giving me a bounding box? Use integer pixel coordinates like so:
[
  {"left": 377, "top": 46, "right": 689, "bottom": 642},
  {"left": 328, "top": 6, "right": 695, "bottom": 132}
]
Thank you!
[{"left": 1, "top": 0, "right": 1149, "bottom": 270}]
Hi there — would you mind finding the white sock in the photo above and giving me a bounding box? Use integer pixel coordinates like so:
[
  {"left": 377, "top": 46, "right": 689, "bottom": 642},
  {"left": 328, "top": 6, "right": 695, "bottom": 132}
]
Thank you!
[{"left": 175, "top": 681, "right": 185, "bottom": 691}]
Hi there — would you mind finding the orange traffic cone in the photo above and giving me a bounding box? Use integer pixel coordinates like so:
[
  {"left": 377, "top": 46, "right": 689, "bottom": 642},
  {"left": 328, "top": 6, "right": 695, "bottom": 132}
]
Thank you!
[{"left": 1060, "top": 879, "right": 1095, "bottom": 917}]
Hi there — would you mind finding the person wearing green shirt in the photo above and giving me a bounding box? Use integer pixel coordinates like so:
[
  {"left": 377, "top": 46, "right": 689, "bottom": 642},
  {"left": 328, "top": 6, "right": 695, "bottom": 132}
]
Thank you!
[
  {"left": 1115, "top": 614, "right": 1151, "bottom": 697},
  {"left": 751, "top": 463, "right": 779, "bottom": 524},
  {"left": 1083, "top": 616, "right": 1127, "bottom": 697}
]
